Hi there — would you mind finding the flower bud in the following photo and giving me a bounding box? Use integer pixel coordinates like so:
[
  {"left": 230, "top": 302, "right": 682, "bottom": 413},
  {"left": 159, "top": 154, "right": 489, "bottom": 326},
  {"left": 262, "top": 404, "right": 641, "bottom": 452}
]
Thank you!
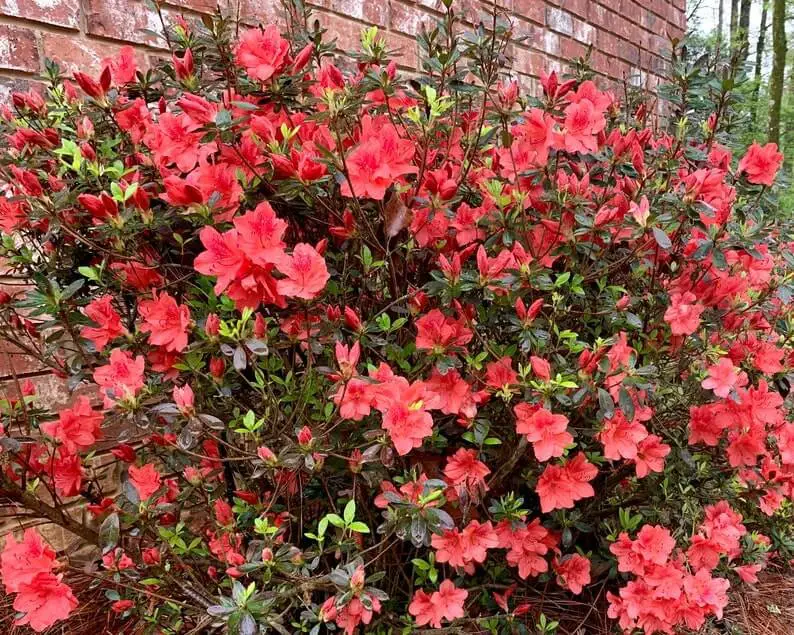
[
  {"left": 80, "top": 142, "right": 96, "bottom": 161},
  {"left": 348, "top": 448, "right": 363, "bottom": 473},
  {"left": 73, "top": 72, "right": 105, "bottom": 99},
  {"left": 344, "top": 306, "right": 362, "bottom": 331},
  {"left": 292, "top": 43, "right": 314, "bottom": 72},
  {"left": 297, "top": 426, "right": 313, "bottom": 447},
  {"left": 173, "top": 49, "right": 195, "bottom": 80},
  {"left": 142, "top": 548, "right": 161, "bottom": 565},
  {"left": 253, "top": 313, "right": 267, "bottom": 338},
  {"left": 350, "top": 565, "right": 366, "bottom": 591},
  {"left": 205, "top": 313, "right": 220, "bottom": 336},
  {"left": 257, "top": 446, "right": 277, "bottom": 465},
  {"left": 209, "top": 356, "right": 225, "bottom": 379}
]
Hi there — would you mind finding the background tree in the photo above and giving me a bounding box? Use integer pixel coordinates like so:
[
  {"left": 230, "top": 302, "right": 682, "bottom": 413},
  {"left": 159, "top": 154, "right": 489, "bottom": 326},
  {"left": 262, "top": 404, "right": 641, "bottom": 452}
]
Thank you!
[
  {"left": 769, "top": 0, "right": 787, "bottom": 143},
  {"left": 752, "top": 0, "right": 770, "bottom": 113},
  {"left": 719, "top": 0, "right": 725, "bottom": 43},
  {"left": 738, "top": 0, "right": 753, "bottom": 63}
]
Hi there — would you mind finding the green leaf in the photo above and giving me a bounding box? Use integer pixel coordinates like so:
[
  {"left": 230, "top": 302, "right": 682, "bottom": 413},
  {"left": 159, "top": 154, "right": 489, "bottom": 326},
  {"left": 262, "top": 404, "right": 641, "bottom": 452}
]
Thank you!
[
  {"left": 598, "top": 388, "right": 615, "bottom": 419},
  {"left": 343, "top": 499, "right": 356, "bottom": 524},
  {"left": 99, "top": 512, "right": 120, "bottom": 555},
  {"left": 78, "top": 266, "right": 100, "bottom": 281},
  {"left": 652, "top": 227, "right": 672, "bottom": 250},
  {"left": 348, "top": 522, "right": 370, "bottom": 534},
  {"left": 618, "top": 387, "right": 635, "bottom": 421}
]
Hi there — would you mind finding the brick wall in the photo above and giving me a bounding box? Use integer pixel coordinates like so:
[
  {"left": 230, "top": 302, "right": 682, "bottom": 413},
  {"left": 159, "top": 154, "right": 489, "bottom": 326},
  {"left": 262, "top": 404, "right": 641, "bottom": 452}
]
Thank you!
[
  {"left": 0, "top": 0, "right": 685, "bottom": 397},
  {"left": 0, "top": 0, "right": 686, "bottom": 396},
  {"left": 0, "top": 0, "right": 685, "bottom": 104},
  {"left": 0, "top": 0, "right": 685, "bottom": 551}
]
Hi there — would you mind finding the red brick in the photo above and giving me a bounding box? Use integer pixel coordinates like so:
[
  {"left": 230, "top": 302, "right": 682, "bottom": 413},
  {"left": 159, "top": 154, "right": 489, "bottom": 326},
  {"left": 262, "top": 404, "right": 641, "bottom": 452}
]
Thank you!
[
  {"left": 555, "top": 0, "right": 588, "bottom": 20},
  {"left": 390, "top": 1, "right": 434, "bottom": 37},
  {"left": 166, "top": 0, "right": 218, "bottom": 13},
  {"left": 237, "top": 0, "right": 283, "bottom": 24},
  {"left": 599, "top": 32, "right": 622, "bottom": 58},
  {"left": 572, "top": 18, "right": 596, "bottom": 46},
  {"left": 0, "top": 342, "right": 45, "bottom": 377},
  {"left": 0, "top": 78, "right": 35, "bottom": 105},
  {"left": 513, "top": 47, "right": 544, "bottom": 76},
  {"left": 386, "top": 32, "right": 419, "bottom": 70},
  {"left": 1, "top": 373, "right": 95, "bottom": 409},
  {"left": 560, "top": 37, "right": 587, "bottom": 61},
  {"left": 587, "top": 3, "right": 609, "bottom": 29},
  {"left": 589, "top": 50, "right": 611, "bottom": 75},
  {"left": 546, "top": 6, "right": 573, "bottom": 36},
  {"left": 314, "top": 10, "right": 368, "bottom": 53},
  {"left": 513, "top": 0, "right": 544, "bottom": 25},
  {"left": 0, "top": 0, "right": 80, "bottom": 30},
  {"left": 538, "top": 30, "right": 560, "bottom": 57},
  {"left": 84, "top": 0, "right": 169, "bottom": 48},
  {"left": 41, "top": 33, "right": 133, "bottom": 75},
  {"left": 0, "top": 25, "right": 38, "bottom": 73},
  {"left": 512, "top": 17, "right": 539, "bottom": 43},
  {"left": 314, "top": 0, "right": 388, "bottom": 26},
  {"left": 598, "top": 0, "right": 622, "bottom": 12}
]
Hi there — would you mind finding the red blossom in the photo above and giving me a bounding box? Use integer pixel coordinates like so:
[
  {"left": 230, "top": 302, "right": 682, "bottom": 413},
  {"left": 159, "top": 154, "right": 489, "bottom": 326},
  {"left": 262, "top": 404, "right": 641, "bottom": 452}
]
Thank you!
[
  {"left": 128, "top": 463, "right": 162, "bottom": 501},
  {"left": 235, "top": 26, "right": 290, "bottom": 82},
  {"left": 738, "top": 142, "right": 783, "bottom": 186},
  {"left": 138, "top": 290, "right": 191, "bottom": 353},
  {"left": 409, "top": 579, "right": 468, "bottom": 629}
]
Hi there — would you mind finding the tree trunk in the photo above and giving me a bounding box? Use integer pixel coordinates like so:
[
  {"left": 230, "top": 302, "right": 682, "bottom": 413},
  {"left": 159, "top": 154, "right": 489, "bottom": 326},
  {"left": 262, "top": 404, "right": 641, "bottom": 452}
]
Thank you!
[
  {"left": 738, "top": 0, "right": 752, "bottom": 64},
  {"left": 752, "top": 1, "right": 769, "bottom": 111},
  {"left": 768, "top": 0, "right": 786, "bottom": 143},
  {"left": 730, "top": 0, "right": 740, "bottom": 44},
  {"left": 719, "top": 0, "right": 725, "bottom": 40}
]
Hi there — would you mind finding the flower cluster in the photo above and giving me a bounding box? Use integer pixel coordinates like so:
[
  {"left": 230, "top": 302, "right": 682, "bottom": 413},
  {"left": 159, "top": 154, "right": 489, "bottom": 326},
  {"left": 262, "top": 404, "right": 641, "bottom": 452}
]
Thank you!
[
  {"left": 1, "top": 530, "right": 78, "bottom": 631},
  {"left": 0, "top": 3, "right": 792, "bottom": 634}
]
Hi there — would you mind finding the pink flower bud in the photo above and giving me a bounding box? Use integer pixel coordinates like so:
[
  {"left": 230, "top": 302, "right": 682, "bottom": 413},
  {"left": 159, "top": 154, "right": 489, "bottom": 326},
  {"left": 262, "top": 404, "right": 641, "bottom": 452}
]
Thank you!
[
  {"left": 257, "top": 446, "right": 277, "bottom": 464},
  {"left": 297, "top": 426, "right": 313, "bottom": 447},
  {"left": 344, "top": 306, "right": 362, "bottom": 331},
  {"left": 73, "top": 72, "right": 105, "bottom": 99},
  {"left": 254, "top": 313, "right": 267, "bottom": 338},
  {"left": 173, "top": 384, "right": 195, "bottom": 415},
  {"left": 209, "top": 356, "right": 225, "bottom": 379},
  {"left": 350, "top": 565, "right": 366, "bottom": 590},
  {"left": 205, "top": 313, "right": 220, "bottom": 336},
  {"left": 292, "top": 43, "right": 314, "bottom": 72},
  {"left": 173, "top": 48, "right": 194, "bottom": 80}
]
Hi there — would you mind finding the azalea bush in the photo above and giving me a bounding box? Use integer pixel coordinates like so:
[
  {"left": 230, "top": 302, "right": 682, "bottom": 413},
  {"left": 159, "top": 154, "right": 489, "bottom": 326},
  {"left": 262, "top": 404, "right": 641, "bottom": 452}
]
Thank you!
[{"left": 0, "top": 2, "right": 793, "bottom": 634}]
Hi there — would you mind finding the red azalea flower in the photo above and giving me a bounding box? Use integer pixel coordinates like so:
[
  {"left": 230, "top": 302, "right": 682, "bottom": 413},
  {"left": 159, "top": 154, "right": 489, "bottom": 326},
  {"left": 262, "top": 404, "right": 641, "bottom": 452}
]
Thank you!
[
  {"left": 93, "top": 348, "right": 145, "bottom": 406},
  {"left": 81, "top": 295, "right": 125, "bottom": 351},
  {"left": 13, "top": 572, "right": 78, "bottom": 632},
  {"left": 514, "top": 403, "right": 572, "bottom": 462},
  {"left": 409, "top": 579, "right": 468, "bottom": 629},
  {"left": 138, "top": 290, "right": 191, "bottom": 353},
  {"left": 40, "top": 396, "right": 103, "bottom": 453},
  {"left": 235, "top": 26, "right": 290, "bottom": 82},
  {"left": 275, "top": 243, "right": 330, "bottom": 300},
  {"left": 1, "top": 529, "right": 57, "bottom": 594},
  {"left": 128, "top": 463, "right": 162, "bottom": 501},
  {"left": 738, "top": 142, "right": 783, "bottom": 186}
]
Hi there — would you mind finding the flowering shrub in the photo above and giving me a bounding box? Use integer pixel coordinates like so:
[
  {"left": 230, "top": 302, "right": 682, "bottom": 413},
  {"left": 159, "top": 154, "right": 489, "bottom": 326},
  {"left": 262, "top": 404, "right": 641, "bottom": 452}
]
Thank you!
[{"left": 0, "top": 3, "right": 793, "bottom": 634}]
